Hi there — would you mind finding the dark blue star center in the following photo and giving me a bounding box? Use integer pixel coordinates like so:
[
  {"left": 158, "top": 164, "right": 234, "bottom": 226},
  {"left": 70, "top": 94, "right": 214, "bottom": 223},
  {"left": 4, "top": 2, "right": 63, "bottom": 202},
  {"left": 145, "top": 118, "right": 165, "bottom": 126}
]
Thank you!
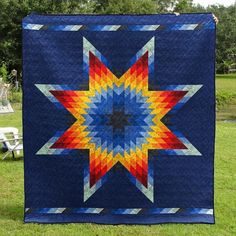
[{"left": 107, "top": 109, "right": 131, "bottom": 133}]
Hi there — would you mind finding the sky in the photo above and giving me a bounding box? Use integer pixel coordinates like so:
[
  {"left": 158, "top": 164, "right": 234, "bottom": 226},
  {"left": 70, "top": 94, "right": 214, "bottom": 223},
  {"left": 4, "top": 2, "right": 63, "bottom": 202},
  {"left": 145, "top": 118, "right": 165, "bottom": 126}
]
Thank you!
[{"left": 193, "top": 0, "right": 235, "bottom": 7}]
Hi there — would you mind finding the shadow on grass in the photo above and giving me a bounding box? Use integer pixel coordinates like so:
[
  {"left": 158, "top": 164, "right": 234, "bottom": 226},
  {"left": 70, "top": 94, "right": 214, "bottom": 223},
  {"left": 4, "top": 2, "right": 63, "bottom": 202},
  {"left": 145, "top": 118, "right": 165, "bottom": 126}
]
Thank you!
[
  {"left": 0, "top": 149, "right": 23, "bottom": 162},
  {"left": 0, "top": 204, "right": 24, "bottom": 221},
  {"left": 2, "top": 156, "right": 24, "bottom": 162}
]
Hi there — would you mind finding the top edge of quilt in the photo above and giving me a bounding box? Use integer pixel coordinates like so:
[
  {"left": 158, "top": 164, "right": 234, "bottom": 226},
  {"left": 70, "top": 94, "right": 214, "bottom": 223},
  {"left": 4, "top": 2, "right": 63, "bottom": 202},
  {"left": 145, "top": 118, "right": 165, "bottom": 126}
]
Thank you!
[{"left": 22, "top": 12, "right": 215, "bottom": 25}]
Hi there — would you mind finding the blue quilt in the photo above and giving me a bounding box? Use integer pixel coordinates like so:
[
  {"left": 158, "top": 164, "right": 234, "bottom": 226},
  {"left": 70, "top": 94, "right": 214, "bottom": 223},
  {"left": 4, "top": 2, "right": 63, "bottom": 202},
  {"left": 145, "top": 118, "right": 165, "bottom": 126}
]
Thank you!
[{"left": 23, "top": 13, "right": 215, "bottom": 224}]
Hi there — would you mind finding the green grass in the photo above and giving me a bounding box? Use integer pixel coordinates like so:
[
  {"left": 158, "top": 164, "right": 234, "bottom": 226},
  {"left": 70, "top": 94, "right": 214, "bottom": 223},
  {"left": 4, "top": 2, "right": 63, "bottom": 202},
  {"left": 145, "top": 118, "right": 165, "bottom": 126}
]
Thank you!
[
  {"left": 0, "top": 110, "right": 236, "bottom": 235},
  {"left": 0, "top": 77, "right": 235, "bottom": 235},
  {"left": 216, "top": 73, "right": 236, "bottom": 80},
  {"left": 216, "top": 74, "right": 236, "bottom": 120},
  {"left": 216, "top": 74, "right": 236, "bottom": 93},
  {"left": 0, "top": 104, "right": 22, "bottom": 130}
]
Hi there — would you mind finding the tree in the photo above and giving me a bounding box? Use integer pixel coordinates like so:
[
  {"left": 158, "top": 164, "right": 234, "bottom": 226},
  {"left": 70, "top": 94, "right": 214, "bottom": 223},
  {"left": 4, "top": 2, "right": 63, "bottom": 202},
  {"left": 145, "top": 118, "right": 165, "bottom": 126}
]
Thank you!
[
  {"left": 94, "top": 0, "right": 156, "bottom": 14},
  {"left": 208, "top": 4, "right": 236, "bottom": 73},
  {"left": 0, "top": 0, "right": 95, "bottom": 77},
  {"left": 174, "top": 0, "right": 194, "bottom": 12},
  {"left": 174, "top": 2, "right": 236, "bottom": 73},
  {"left": 0, "top": 62, "right": 8, "bottom": 82},
  {"left": 0, "top": 0, "right": 235, "bottom": 77}
]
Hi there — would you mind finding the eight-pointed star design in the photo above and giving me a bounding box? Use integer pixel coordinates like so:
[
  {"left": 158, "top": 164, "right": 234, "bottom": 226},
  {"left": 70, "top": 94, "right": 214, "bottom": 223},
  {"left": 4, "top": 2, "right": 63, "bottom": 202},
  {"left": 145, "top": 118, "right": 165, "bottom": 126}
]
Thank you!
[{"left": 36, "top": 37, "right": 202, "bottom": 202}]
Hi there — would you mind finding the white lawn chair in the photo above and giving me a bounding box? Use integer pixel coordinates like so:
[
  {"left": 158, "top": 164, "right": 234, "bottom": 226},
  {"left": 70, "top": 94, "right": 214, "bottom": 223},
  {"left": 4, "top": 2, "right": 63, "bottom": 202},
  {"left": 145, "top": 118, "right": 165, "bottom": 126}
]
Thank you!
[{"left": 0, "top": 127, "right": 23, "bottom": 159}]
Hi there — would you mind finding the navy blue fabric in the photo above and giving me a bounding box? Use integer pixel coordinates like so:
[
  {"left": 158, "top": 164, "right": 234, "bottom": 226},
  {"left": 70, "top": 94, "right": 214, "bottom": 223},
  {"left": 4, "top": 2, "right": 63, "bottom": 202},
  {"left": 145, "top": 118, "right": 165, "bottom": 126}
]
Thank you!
[{"left": 23, "top": 13, "right": 215, "bottom": 224}]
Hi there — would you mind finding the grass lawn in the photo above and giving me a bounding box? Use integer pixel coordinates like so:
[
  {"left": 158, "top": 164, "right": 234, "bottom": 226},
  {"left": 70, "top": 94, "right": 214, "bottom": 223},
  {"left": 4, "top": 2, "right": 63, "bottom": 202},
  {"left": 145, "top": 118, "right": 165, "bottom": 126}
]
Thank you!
[
  {"left": 216, "top": 74, "right": 236, "bottom": 121},
  {"left": 0, "top": 75, "right": 235, "bottom": 235},
  {"left": 216, "top": 74, "right": 236, "bottom": 93}
]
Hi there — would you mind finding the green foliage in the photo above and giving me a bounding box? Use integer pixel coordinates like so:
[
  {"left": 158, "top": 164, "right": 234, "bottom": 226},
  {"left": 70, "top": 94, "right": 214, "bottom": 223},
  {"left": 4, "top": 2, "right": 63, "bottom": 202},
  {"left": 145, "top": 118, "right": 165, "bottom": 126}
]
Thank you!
[
  {"left": 0, "top": 62, "right": 8, "bottom": 82},
  {"left": 216, "top": 73, "right": 236, "bottom": 80},
  {"left": 216, "top": 90, "right": 236, "bottom": 108},
  {"left": 94, "top": 0, "right": 177, "bottom": 13},
  {"left": 0, "top": 0, "right": 235, "bottom": 77},
  {"left": 94, "top": 0, "right": 156, "bottom": 14},
  {"left": 174, "top": 0, "right": 195, "bottom": 12},
  {"left": 0, "top": 0, "right": 95, "bottom": 74},
  {"left": 209, "top": 5, "right": 236, "bottom": 73},
  {"left": 9, "top": 91, "right": 22, "bottom": 103}
]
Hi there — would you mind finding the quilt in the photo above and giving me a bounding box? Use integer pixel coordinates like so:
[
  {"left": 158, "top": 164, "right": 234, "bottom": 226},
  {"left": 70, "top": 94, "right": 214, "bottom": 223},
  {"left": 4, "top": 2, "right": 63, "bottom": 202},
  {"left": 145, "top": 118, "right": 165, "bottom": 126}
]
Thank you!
[{"left": 23, "top": 13, "right": 215, "bottom": 224}]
